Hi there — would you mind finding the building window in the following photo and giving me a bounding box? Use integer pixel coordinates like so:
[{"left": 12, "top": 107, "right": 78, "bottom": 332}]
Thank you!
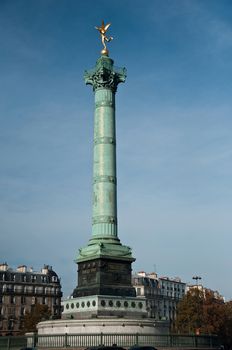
[
  {"left": 8, "top": 307, "right": 15, "bottom": 317},
  {"left": 8, "top": 319, "right": 14, "bottom": 330},
  {"left": 31, "top": 275, "right": 37, "bottom": 283},
  {"left": 11, "top": 274, "right": 16, "bottom": 282},
  {"left": 20, "top": 307, "right": 25, "bottom": 316}
]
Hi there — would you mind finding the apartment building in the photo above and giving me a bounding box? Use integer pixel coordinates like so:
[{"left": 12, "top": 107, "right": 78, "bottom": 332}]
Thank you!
[{"left": 0, "top": 263, "right": 62, "bottom": 335}]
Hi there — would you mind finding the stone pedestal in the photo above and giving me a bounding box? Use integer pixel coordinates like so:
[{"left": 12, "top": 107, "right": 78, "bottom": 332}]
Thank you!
[
  {"left": 62, "top": 295, "right": 147, "bottom": 319},
  {"left": 73, "top": 258, "right": 135, "bottom": 298}
]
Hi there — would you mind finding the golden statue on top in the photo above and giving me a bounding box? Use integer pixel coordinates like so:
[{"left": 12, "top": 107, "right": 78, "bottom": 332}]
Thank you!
[{"left": 95, "top": 20, "right": 113, "bottom": 56}]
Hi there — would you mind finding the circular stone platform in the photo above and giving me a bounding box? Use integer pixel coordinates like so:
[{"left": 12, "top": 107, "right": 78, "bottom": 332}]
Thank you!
[
  {"left": 35, "top": 318, "right": 169, "bottom": 348},
  {"left": 37, "top": 317, "right": 169, "bottom": 335}
]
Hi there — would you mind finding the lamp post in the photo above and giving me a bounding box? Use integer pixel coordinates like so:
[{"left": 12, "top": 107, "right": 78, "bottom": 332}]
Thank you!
[
  {"left": 192, "top": 275, "right": 202, "bottom": 286},
  {"left": 192, "top": 276, "right": 202, "bottom": 335}
]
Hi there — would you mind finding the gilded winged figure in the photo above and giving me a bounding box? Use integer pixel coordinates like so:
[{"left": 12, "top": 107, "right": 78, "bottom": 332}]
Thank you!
[{"left": 95, "top": 20, "right": 113, "bottom": 54}]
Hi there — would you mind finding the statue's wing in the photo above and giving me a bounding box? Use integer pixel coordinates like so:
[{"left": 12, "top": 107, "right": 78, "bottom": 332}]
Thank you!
[{"left": 104, "top": 23, "right": 111, "bottom": 31}]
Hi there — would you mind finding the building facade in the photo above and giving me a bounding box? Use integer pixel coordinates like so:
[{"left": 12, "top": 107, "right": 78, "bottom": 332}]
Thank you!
[
  {"left": 132, "top": 271, "right": 186, "bottom": 322},
  {"left": 186, "top": 284, "right": 224, "bottom": 301},
  {"left": 0, "top": 263, "right": 62, "bottom": 336}
]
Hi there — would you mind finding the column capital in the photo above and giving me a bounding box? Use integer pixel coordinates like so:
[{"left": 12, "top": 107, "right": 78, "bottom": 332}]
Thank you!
[{"left": 84, "top": 55, "right": 126, "bottom": 93}]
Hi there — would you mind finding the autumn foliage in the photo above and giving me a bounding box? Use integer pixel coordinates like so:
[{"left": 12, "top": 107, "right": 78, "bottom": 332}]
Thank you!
[
  {"left": 173, "top": 288, "right": 232, "bottom": 349},
  {"left": 21, "top": 304, "right": 51, "bottom": 333}
]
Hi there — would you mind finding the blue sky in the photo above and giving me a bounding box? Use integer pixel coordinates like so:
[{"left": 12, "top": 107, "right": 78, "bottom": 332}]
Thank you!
[{"left": 0, "top": 0, "right": 232, "bottom": 300}]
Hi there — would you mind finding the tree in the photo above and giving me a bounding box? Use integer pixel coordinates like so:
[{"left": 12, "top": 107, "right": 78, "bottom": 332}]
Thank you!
[
  {"left": 21, "top": 304, "right": 51, "bottom": 333},
  {"left": 174, "top": 288, "right": 232, "bottom": 350},
  {"left": 174, "top": 288, "right": 224, "bottom": 335},
  {"left": 218, "top": 301, "right": 232, "bottom": 350},
  {"left": 201, "top": 289, "right": 225, "bottom": 335}
]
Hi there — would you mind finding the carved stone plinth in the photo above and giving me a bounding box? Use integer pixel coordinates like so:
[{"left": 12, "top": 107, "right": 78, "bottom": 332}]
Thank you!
[{"left": 73, "top": 258, "right": 136, "bottom": 298}]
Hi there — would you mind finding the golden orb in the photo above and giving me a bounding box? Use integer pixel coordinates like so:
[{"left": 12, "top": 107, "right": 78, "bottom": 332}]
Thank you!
[{"left": 101, "top": 48, "right": 109, "bottom": 56}]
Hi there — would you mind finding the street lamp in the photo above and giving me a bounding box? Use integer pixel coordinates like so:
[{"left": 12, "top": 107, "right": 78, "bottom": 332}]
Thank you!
[
  {"left": 192, "top": 276, "right": 202, "bottom": 335},
  {"left": 192, "top": 276, "right": 202, "bottom": 286}
]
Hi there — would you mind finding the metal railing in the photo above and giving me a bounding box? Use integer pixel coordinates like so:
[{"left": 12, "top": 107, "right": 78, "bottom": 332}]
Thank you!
[
  {"left": 0, "top": 336, "right": 27, "bottom": 350},
  {"left": 0, "top": 333, "right": 219, "bottom": 350}
]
